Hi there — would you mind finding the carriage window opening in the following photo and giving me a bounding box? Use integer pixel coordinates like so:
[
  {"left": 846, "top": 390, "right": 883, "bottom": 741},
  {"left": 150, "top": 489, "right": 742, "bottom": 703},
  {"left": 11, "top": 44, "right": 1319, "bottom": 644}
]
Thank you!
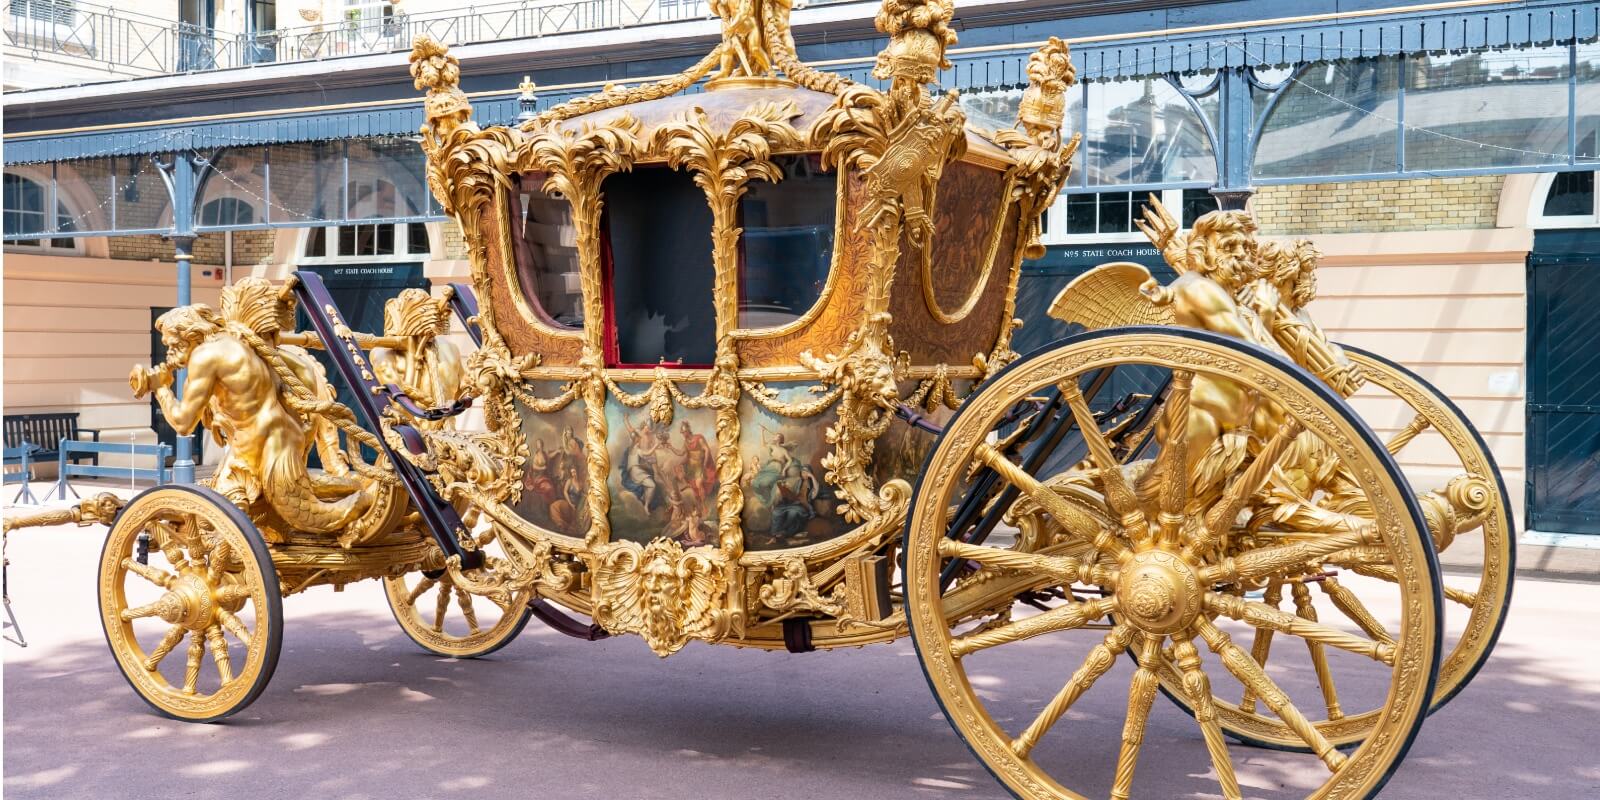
[
  {"left": 738, "top": 154, "right": 835, "bottom": 329},
  {"left": 515, "top": 183, "right": 583, "bottom": 330},
  {"left": 602, "top": 166, "right": 717, "bottom": 366}
]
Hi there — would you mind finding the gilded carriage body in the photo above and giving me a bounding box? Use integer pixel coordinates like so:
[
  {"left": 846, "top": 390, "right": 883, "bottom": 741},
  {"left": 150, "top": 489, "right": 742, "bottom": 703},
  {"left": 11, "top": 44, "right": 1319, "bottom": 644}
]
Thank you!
[
  {"left": 404, "top": 2, "right": 1079, "bottom": 656},
  {"left": 14, "top": 2, "right": 1518, "bottom": 797}
]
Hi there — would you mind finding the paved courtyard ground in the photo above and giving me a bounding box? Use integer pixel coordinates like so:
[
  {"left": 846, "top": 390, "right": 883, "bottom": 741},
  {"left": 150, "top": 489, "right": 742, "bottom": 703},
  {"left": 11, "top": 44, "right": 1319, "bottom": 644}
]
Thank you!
[{"left": 4, "top": 487, "right": 1598, "bottom": 799}]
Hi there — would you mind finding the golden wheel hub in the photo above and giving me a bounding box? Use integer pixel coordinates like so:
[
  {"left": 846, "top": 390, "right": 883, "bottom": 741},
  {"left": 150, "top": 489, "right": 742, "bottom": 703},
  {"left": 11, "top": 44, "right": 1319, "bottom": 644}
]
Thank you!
[
  {"left": 1117, "top": 550, "right": 1202, "bottom": 635},
  {"left": 156, "top": 573, "right": 217, "bottom": 631}
]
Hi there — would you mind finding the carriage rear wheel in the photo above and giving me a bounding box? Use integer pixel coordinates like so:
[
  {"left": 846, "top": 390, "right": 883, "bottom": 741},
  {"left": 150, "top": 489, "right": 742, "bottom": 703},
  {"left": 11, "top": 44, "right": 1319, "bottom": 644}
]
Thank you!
[
  {"left": 98, "top": 485, "right": 283, "bottom": 722},
  {"left": 383, "top": 529, "right": 534, "bottom": 658},
  {"left": 1150, "top": 346, "right": 1516, "bottom": 752},
  {"left": 904, "top": 328, "right": 1442, "bottom": 800}
]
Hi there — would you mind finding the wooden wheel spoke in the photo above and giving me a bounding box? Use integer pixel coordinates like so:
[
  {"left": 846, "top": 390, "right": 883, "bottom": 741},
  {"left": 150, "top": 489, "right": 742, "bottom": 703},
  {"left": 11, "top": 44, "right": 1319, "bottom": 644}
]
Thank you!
[
  {"left": 182, "top": 636, "right": 205, "bottom": 695},
  {"left": 1240, "top": 581, "right": 1284, "bottom": 714},
  {"left": 1061, "top": 382, "right": 1147, "bottom": 538},
  {"left": 122, "top": 558, "right": 175, "bottom": 589},
  {"left": 121, "top": 598, "right": 171, "bottom": 622},
  {"left": 405, "top": 576, "right": 438, "bottom": 606},
  {"left": 1293, "top": 582, "right": 1345, "bottom": 721},
  {"left": 972, "top": 442, "right": 1130, "bottom": 562},
  {"left": 938, "top": 539, "right": 1084, "bottom": 584},
  {"left": 214, "top": 583, "right": 253, "bottom": 606},
  {"left": 949, "top": 597, "right": 1115, "bottom": 658},
  {"left": 216, "top": 607, "right": 253, "bottom": 648},
  {"left": 1111, "top": 635, "right": 1164, "bottom": 800},
  {"left": 1187, "top": 419, "right": 1302, "bottom": 559},
  {"left": 1203, "top": 526, "right": 1379, "bottom": 585},
  {"left": 1320, "top": 577, "right": 1395, "bottom": 646},
  {"left": 1196, "top": 619, "right": 1348, "bottom": 772},
  {"left": 1204, "top": 593, "right": 1394, "bottom": 665},
  {"left": 1353, "top": 564, "right": 1477, "bottom": 607},
  {"left": 1384, "top": 413, "right": 1431, "bottom": 455},
  {"left": 454, "top": 586, "right": 481, "bottom": 635},
  {"left": 206, "top": 539, "right": 233, "bottom": 583},
  {"left": 143, "top": 626, "right": 188, "bottom": 672},
  {"left": 1151, "top": 370, "right": 1194, "bottom": 548},
  {"left": 1173, "top": 635, "right": 1242, "bottom": 800},
  {"left": 1011, "top": 625, "right": 1135, "bottom": 759},
  {"left": 433, "top": 580, "right": 452, "bottom": 632},
  {"left": 205, "top": 625, "right": 234, "bottom": 684},
  {"left": 149, "top": 520, "right": 189, "bottom": 569}
]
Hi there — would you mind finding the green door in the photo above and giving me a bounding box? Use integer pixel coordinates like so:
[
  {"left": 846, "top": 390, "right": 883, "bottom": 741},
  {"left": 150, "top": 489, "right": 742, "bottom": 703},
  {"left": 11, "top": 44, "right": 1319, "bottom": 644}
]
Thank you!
[{"left": 1527, "top": 231, "right": 1600, "bottom": 535}]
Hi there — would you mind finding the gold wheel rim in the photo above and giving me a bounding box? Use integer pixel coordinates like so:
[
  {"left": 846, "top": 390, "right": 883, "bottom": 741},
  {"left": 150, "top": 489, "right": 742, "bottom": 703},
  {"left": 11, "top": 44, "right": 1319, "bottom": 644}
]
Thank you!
[
  {"left": 384, "top": 537, "right": 532, "bottom": 658},
  {"left": 1347, "top": 350, "right": 1513, "bottom": 707},
  {"left": 99, "top": 487, "right": 276, "bottom": 721},
  {"left": 904, "top": 332, "right": 1440, "bottom": 800},
  {"left": 1157, "top": 350, "right": 1514, "bottom": 749}
]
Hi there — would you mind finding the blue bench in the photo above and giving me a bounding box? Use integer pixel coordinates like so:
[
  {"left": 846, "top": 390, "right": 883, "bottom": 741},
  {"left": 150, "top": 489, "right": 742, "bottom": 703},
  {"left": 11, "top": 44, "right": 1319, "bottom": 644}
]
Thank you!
[
  {"left": 3, "top": 445, "right": 39, "bottom": 504},
  {"left": 53, "top": 440, "right": 173, "bottom": 500}
]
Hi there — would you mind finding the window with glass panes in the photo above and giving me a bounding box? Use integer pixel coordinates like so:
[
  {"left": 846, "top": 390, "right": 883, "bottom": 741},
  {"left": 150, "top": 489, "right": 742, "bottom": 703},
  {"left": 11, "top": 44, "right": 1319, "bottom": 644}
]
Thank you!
[
  {"left": 1046, "top": 188, "right": 1217, "bottom": 244},
  {"left": 4, "top": 173, "right": 78, "bottom": 250}
]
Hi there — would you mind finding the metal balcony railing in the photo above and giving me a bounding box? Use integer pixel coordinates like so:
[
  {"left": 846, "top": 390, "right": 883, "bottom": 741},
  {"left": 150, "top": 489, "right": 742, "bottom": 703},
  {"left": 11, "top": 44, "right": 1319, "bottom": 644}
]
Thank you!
[{"left": 5, "top": 0, "right": 820, "bottom": 85}]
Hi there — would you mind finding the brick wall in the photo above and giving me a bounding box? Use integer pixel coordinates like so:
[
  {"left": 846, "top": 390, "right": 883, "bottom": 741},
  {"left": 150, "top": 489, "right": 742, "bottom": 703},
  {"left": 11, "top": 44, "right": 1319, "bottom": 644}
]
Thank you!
[
  {"left": 441, "top": 221, "right": 470, "bottom": 259},
  {"left": 1251, "top": 175, "right": 1504, "bottom": 235},
  {"left": 106, "top": 230, "right": 278, "bottom": 266}
]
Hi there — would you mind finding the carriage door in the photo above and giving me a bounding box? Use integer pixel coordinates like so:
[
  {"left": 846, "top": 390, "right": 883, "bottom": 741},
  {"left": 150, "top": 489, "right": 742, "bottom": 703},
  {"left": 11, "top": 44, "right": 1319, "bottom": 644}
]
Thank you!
[
  {"left": 150, "top": 307, "right": 205, "bottom": 466},
  {"left": 1526, "top": 229, "right": 1600, "bottom": 535}
]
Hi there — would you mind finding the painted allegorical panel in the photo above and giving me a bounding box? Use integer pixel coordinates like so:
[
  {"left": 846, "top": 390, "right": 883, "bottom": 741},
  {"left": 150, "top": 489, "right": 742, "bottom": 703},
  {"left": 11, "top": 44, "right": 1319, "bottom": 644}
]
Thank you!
[
  {"left": 872, "top": 378, "right": 974, "bottom": 489},
  {"left": 512, "top": 383, "right": 590, "bottom": 539},
  {"left": 739, "top": 383, "right": 853, "bottom": 551},
  {"left": 605, "top": 384, "right": 721, "bottom": 546}
]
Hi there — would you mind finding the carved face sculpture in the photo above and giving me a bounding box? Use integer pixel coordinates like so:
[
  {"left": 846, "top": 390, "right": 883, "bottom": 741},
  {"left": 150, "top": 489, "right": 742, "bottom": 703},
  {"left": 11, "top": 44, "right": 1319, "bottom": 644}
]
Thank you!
[
  {"left": 641, "top": 549, "right": 684, "bottom": 647},
  {"left": 1187, "top": 210, "right": 1258, "bottom": 291},
  {"left": 155, "top": 306, "right": 222, "bottom": 369}
]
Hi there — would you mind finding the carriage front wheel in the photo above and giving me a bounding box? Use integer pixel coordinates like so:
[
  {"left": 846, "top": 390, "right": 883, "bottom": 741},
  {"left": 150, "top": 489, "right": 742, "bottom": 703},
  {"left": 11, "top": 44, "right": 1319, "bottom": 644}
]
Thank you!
[
  {"left": 904, "top": 328, "right": 1443, "bottom": 800},
  {"left": 98, "top": 484, "right": 283, "bottom": 722}
]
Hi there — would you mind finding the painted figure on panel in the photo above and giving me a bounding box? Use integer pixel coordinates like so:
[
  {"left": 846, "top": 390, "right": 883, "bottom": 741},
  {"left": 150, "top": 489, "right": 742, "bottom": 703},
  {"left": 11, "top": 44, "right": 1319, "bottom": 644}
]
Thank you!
[
  {"left": 607, "top": 399, "right": 721, "bottom": 545},
  {"left": 738, "top": 386, "right": 852, "bottom": 550},
  {"left": 512, "top": 391, "right": 590, "bottom": 537}
]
